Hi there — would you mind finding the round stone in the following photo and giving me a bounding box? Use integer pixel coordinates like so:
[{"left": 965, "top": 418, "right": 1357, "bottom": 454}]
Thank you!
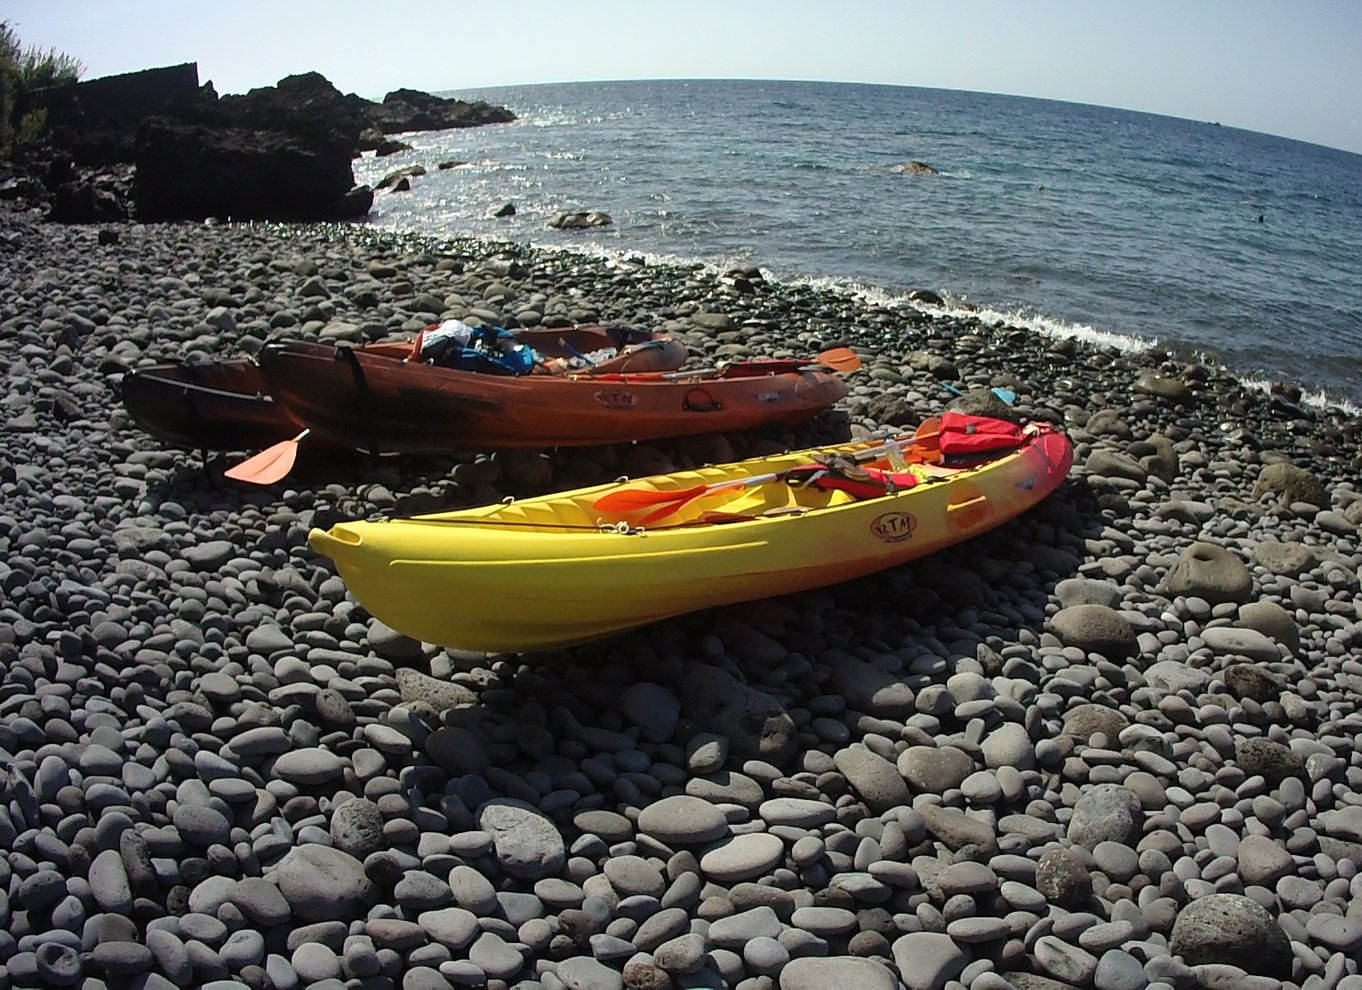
[
  {"left": 1169, "top": 893, "right": 1291, "bottom": 978},
  {"left": 636, "top": 795, "right": 729, "bottom": 845},
  {"left": 699, "top": 833, "right": 785, "bottom": 883}
]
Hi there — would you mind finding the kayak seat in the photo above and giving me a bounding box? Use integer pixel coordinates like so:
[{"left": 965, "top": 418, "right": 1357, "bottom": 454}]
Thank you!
[{"left": 408, "top": 326, "right": 429, "bottom": 361}]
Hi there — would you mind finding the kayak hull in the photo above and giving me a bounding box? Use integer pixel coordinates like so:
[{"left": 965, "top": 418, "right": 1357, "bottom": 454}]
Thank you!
[
  {"left": 260, "top": 341, "right": 849, "bottom": 453},
  {"left": 308, "top": 424, "right": 1074, "bottom": 652},
  {"left": 121, "top": 361, "right": 301, "bottom": 451}
]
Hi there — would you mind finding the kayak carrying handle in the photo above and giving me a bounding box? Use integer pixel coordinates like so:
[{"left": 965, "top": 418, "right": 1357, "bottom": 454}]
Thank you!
[
  {"left": 947, "top": 493, "right": 991, "bottom": 530},
  {"left": 946, "top": 495, "right": 988, "bottom": 514},
  {"left": 683, "top": 388, "right": 722, "bottom": 412}
]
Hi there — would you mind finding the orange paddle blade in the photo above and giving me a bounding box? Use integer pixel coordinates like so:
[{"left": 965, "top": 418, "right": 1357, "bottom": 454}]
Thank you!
[
  {"left": 593, "top": 482, "right": 711, "bottom": 513},
  {"left": 913, "top": 415, "right": 943, "bottom": 450},
  {"left": 815, "top": 346, "right": 862, "bottom": 372},
  {"left": 224, "top": 430, "right": 310, "bottom": 485},
  {"left": 637, "top": 496, "right": 707, "bottom": 526},
  {"left": 594, "top": 472, "right": 778, "bottom": 519}
]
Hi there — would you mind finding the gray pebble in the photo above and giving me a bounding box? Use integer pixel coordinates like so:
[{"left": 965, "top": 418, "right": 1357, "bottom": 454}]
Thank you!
[{"left": 636, "top": 794, "right": 729, "bottom": 844}]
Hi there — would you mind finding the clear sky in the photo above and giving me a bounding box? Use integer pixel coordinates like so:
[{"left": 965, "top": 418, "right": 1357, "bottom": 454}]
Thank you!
[{"left": 6, "top": 0, "right": 1362, "bottom": 155}]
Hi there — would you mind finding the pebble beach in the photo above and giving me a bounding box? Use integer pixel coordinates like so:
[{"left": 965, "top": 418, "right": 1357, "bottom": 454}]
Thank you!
[{"left": 2, "top": 206, "right": 1362, "bottom": 990}]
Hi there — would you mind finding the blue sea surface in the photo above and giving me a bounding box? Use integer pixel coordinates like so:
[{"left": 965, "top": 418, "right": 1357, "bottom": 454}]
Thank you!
[{"left": 352, "top": 80, "right": 1362, "bottom": 409}]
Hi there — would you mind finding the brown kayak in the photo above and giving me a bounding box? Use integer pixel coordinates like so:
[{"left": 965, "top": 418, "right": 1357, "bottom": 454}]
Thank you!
[
  {"left": 257, "top": 340, "right": 850, "bottom": 454},
  {"left": 121, "top": 325, "right": 687, "bottom": 451}
]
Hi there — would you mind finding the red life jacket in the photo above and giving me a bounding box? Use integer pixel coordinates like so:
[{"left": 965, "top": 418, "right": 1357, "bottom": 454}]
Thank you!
[{"left": 937, "top": 412, "right": 1025, "bottom": 462}]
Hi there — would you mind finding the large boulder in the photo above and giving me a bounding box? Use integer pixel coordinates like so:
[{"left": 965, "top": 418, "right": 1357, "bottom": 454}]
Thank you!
[
  {"left": 1253, "top": 461, "right": 1326, "bottom": 508},
  {"left": 550, "top": 210, "right": 613, "bottom": 229},
  {"left": 1161, "top": 541, "right": 1253, "bottom": 605},
  {"left": 19, "top": 63, "right": 203, "bottom": 165},
  {"left": 274, "top": 846, "right": 375, "bottom": 921},
  {"left": 1169, "top": 894, "right": 1292, "bottom": 978},
  {"left": 1068, "top": 783, "right": 1142, "bottom": 849},
  {"left": 1048, "top": 604, "right": 1138, "bottom": 660},
  {"left": 134, "top": 117, "right": 372, "bottom": 221},
  {"left": 677, "top": 664, "right": 796, "bottom": 766}
]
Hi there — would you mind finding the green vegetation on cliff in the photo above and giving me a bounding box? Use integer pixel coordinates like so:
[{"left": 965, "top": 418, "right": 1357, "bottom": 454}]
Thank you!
[{"left": 1, "top": 19, "right": 85, "bottom": 156}]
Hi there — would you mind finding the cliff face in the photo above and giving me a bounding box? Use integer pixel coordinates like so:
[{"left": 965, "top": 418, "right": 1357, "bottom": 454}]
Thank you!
[{"left": 17, "top": 63, "right": 203, "bottom": 165}]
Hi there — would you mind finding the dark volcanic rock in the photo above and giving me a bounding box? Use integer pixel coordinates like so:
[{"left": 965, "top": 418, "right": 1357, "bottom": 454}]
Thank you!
[
  {"left": 29, "top": 66, "right": 515, "bottom": 223},
  {"left": 550, "top": 210, "right": 613, "bottom": 229},
  {"left": 1170, "top": 894, "right": 1292, "bottom": 978},
  {"left": 360, "top": 88, "right": 516, "bottom": 147},
  {"left": 134, "top": 74, "right": 372, "bottom": 222},
  {"left": 134, "top": 119, "right": 371, "bottom": 221},
  {"left": 127, "top": 72, "right": 514, "bottom": 223},
  {"left": 40, "top": 160, "right": 135, "bottom": 222},
  {"left": 196, "top": 72, "right": 365, "bottom": 157}
]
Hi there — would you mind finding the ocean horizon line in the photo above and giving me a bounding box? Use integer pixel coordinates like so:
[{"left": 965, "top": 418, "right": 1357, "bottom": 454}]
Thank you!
[{"left": 436, "top": 77, "right": 1362, "bottom": 160}]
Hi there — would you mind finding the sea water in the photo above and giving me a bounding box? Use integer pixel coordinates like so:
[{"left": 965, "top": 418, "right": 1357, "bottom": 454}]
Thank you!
[{"left": 352, "top": 79, "right": 1362, "bottom": 409}]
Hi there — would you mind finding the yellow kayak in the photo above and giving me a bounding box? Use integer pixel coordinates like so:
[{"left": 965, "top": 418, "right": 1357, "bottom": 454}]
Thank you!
[{"left": 308, "top": 416, "right": 1074, "bottom": 653}]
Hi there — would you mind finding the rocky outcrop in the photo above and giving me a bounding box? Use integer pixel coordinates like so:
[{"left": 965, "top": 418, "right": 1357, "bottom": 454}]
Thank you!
[
  {"left": 128, "top": 74, "right": 350, "bottom": 220},
  {"left": 895, "top": 160, "right": 938, "bottom": 175},
  {"left": 24, "top": 66, "right": 514, "bottom": 223},
  {"left": 192, "top": 72, "right": 368, "bottom": 157},
  {"left": 550, "top": 210, "right": 613, "bottom": 229},
  {"left": 191, "top": 74, "right": 515, "bottom": 159},
  {"left": 39, "top": 66, "right": 515, "bottom": 165},
  {"left": 359, "top": 88, "right": 515, "bottom": 149},
  {"left": 47, "top": 164, "right": 133, "bottom": 223}
]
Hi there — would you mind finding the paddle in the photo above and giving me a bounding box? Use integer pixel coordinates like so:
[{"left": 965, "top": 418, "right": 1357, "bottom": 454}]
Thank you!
[
  {"left": 224, "top": 429, "right": 310, "bottom": 485},
  {"left": 594, "top": 417, "right": 941, "bottom": 523},
  {"left": 587, "top": 346, "right": 862, "bottom": 384},
  {"left": 807, "top": 346, "right": 862, "bottom": 372},
  {"left": 715, "top": 346, "right": 861, "bottom": 377},
  {"left": 628, "top": 346, "right": 862, "bottom": 383}
]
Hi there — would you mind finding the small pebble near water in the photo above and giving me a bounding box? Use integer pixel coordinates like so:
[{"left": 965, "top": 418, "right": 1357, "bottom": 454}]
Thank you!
[{"left": 1, "top": 204, "right": 1361, "bottom": 990}]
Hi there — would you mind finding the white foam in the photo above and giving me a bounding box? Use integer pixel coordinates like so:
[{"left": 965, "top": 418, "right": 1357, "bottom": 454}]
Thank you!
[
  {"left": 756, "top": 272, "right": 1362, "bottom": 414},
  {"left": 1236, "top": 374, "right": 1361, "bottom": 415},
  {"left": 524, "top": 238, "right": 760, "bottom": 276},
  {"left": 937, "top": 298, "right": 1156, "bottom": 354}
]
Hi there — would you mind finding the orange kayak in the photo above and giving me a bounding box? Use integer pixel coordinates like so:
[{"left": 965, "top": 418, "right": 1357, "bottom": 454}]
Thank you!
[
  {"left": 258, "top": 341, "right": 850, "bottom": 453},
  {"left": 121, "top": 324, "right": 687, "bottom": 451}
]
